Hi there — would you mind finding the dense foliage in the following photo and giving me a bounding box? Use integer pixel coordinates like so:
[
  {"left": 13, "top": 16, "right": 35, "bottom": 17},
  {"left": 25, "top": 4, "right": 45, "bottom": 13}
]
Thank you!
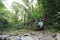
[
  {"left": 0, "top": 0, "right": 60, "bottom": 32},
  {"left": 43, "top": 0, "right": 60, "bottom": 31}
]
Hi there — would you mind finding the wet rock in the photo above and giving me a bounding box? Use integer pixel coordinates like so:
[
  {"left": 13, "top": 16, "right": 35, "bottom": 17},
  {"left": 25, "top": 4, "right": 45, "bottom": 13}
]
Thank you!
[
  {"left": 30, "top": 32, "right": 36, "bottom": 35},
  {"left": 0, "top": 37, "right": 7, "bottom": 40},
  {"left": 23, "top": 33, "right": 30, "bottom": 37},
  {"left": 0, "top": 35, "right": 9, "bottom": 40},
  {"left": 55, "top": 34, "right": 60, "bottom": 40},
  {"left": 54, "top": 38, "right": 57, "bottom": 40},
  {"left": 52, "top": 33, "right": 57, "bottom": 38},
  {"left": 8, "top": 36, "right": 21, "bottom": 40},
  {"left": 0, "top": 37, "right": 2, "bottom": 40},
  {"left": 23, "top": 34, "right": 29, "bottom": 36}
]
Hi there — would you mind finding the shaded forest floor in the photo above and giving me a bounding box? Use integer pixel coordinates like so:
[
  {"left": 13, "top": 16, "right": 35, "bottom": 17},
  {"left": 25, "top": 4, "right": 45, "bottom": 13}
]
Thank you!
[{"left": 1, "top": 29, "right": 60, "bottom": 35}]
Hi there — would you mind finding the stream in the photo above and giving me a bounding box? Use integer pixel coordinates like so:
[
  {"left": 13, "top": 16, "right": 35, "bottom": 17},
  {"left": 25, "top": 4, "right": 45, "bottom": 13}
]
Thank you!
[{"left": 0, "top": 32, "right": 60, "bottom": 40}]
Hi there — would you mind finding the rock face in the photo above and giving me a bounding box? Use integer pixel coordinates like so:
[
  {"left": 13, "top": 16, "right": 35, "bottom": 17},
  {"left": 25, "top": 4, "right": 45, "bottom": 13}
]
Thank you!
[{"left": 0, "top": 33, "right": 60, "bottom": 40}]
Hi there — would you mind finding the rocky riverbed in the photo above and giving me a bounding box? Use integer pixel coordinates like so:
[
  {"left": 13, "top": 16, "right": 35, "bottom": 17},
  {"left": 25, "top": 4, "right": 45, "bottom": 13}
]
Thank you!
[{"left": 0, "top": 31, "right": 60, "bottom": 40}]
